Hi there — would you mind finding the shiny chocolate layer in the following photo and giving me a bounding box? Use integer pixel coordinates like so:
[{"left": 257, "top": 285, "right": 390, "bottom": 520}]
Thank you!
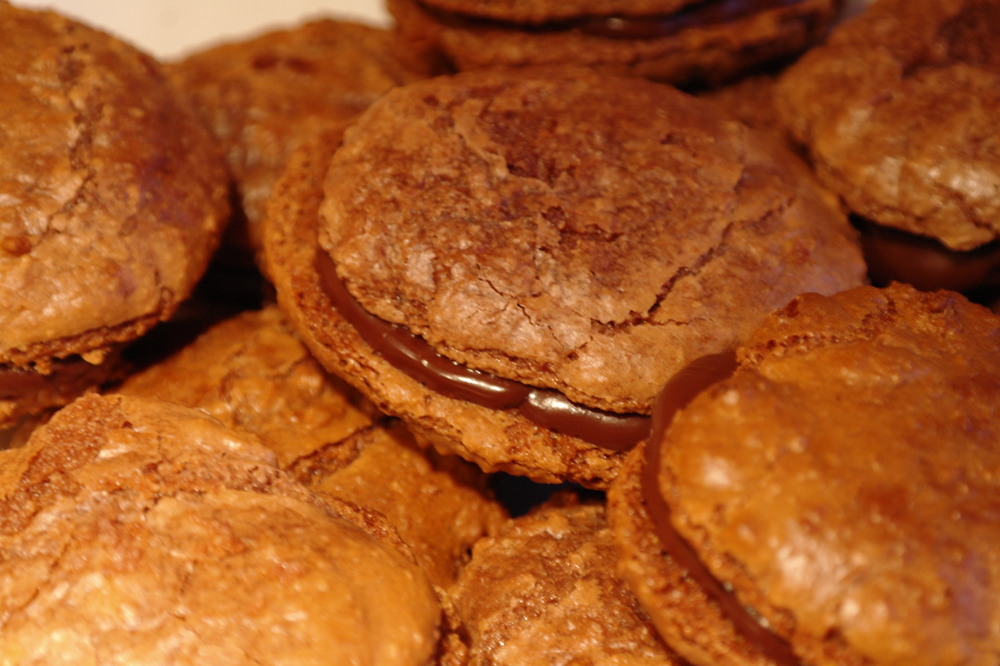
[
  {"left": 420, "top": 0, "right": 806, "bottom": 40},
  {"left": 315, "top": 249, "right": 650, "bottom": 451},
  {"left": 576, "top": 0, "right": 807, "bottom": 40},
  {"left": 855, "top": 217, "right": 1000, "bottom": 293},
  {"left": 640, "top": 352, "right": 801, "bottom": 666},
  {"left": 0, "top": 353, "right": 118, "bottom": 400}
]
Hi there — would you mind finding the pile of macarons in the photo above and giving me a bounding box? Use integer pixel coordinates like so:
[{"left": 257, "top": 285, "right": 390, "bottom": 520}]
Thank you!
[{"left": 1, "top": 0, "right": 998, "bottom": 664}]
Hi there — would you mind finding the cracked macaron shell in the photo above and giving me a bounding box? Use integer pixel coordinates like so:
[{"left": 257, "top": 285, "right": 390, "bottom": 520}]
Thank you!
[
  {"left": 0, "top": 393, "right": 442, "bottom": 666},
  {"left": 319, "top": 67, "right": 867, "bottom": 415},
  {"left": 0, "top": 2, "right": 229, "bottom": 362},
  {"left": 451, "top": 500, "right": 682, "bottom": 665}
]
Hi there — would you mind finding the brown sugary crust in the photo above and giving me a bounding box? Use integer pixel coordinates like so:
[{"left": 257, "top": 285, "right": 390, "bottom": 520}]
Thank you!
[
  {"left": 263, "top": 129, "right": 626, "bottom": 488},
  {"left": 320, "top": 68, "right": 866, "bottom": 414},
  {"left": 307, "top": 421, "right": 509, "bottom": 588},
  {"left": 0, "top": 2, "right": 229, "bottom": 359},
  {"left": 0, "top": 3, "right": 229, "bottom": 418},
  {"left": 451, "top": 499, "right": 683, "bottom": 665},
  {"left": 116, "top": 306, "right": 507, "bottom": 588},
  {"left": 652, "top": 284, "right": 1000, "bottom": 665},
  {"left": 388, "top": 0, "right": 842, "bottom": 84},
  {"left": 116, "top": 305, "right": 374, "bottom": 468},
  {"left": 167, "top": 18, "right": 435, "bottom": 261},
  {"left": 0, "top": 393, "right": 443, "bottom": 665},
  {"left": 776, "top": 0, "right": 1000, "bottom": 251},
  {"left": 698, "top": 73, "right": 800, "bottom": 156}
]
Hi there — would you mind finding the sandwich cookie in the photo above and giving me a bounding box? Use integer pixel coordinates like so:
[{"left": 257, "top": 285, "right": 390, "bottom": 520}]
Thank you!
[
  {"left": 0, "top": 2, "right": 229, "bottom": 427},
  {"left": 388, "top": 0, "right": 844, "bottom": 84},
  {"left": 609, "top": 282, "right": 1000, "bottom": 666},
  {"left": 775, "top": 0, "right": 1000, "bottom": 294},
  {"left": 264, "top": 67, "right": 866, "bottom": 487}
]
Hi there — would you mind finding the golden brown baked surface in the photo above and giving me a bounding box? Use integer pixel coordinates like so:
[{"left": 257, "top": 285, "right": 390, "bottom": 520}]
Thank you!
[
  {"left": 776, "top": 0, "right": 1000, "bottom": 251},
  {"left": 0, "top": 2, "right": 229, "bottom": 426},
  {"left": 452, "top": 500, "right": 682, "bottom": 665},
  {"left": 307, "top": 421, "right": 508, "bottom": 588},
  {"left": 0, "top": 2, "right": 228, "bottom": 360},
  {"left": 168, "top": 18, "right": 433, "bottom": 258},
  {"left": 616, "top": 283, "right": 1000, "bottom": 666},
  {"left": 388, "top": 0, "right": 841, "bottom": 84},
  {"left": 0, "top": 393, "right": 442, "bottom": 666},
  {"left": 608, "top": 444, "right": 765, "bottom": 666},
  {"left": 698, "top": 73, "right": 799, "bottom": 156},
  {"left": 117, "top": 305, "right": 374, "bottom": 468},
  {"left": 116, "top": 305, "right": 506, "bottom": 588},
  {"left": 320, "top": 67, "right": 866, "bottom": 414}
]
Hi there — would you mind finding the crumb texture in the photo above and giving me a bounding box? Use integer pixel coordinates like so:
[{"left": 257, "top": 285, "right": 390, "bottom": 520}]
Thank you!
[
  {"left": 117, "top": 305, "right": 374, "bottom": 468},
  {"left": 0, "top": 393, "right": 441, "bottom": 666},
  {"left": 168, "top": 18, "right": 432, "bottom": 252},
  {"left": 452, "top": 501, "right": 682, "bottom": 665}
]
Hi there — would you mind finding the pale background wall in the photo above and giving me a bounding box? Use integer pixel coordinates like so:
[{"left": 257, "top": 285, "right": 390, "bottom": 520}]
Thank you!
[{"left": 14, "top": 0, "right": 391, "bottom": 59}]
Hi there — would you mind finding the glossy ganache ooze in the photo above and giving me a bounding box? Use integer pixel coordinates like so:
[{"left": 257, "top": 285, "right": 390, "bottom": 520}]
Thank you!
[
  {"left": 0, "top": 353, "right": 121, "bottom": 401},
  {"left": 315, "top": 249, "right": 651, "bottom": 451},
  {"left": 854, "top": 216, "right": 1000, "bottom": 294},
  {"left": 640, "top": 352, "right": 802, "bottom": 666},
  {"left": 420, "top": 0, "right": 808, "bottom": 39}
]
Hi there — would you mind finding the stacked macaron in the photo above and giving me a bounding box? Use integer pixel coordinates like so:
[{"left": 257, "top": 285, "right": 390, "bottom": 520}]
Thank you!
[
  {"left": 609, "top": 283, "right": 1000, "bottom": 665},
  {"left": 2, "top": 0, "right": 1000, "bottom": 663},
  {"left": 0, "top": 1, "right": 229, "bottom": 427}
]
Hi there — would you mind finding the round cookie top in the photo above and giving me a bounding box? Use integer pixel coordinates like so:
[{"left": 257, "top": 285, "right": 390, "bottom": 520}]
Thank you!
[
  {"left": 776, "top": 0, "right": 1000, "bottom": 251},
  {"left": 0, "top": 2, "right": 229, "bottom": 362},
  {"left": 451, "top": 500, "right": 683, "bottom": 665},
  {"left": 655, "top": 283, "right": 1000, "bottom": 665},
  {"left": 319, "top": 67, "right": 866, "bottom": 415},
  {"left": 0, "top": 393, "right": 442, "bottom": 666},
  {"left": 168, "top": 18, "right": 432, "bottom": 255}
]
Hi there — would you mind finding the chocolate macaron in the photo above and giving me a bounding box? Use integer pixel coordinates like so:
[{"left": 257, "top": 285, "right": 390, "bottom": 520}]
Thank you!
[
  {"left": 265, "top": 67, "right": 865, "bottom": 487},
  {"left": 609, "top": 282, "right": 1000, "bottom": 665},
  {"left": 388, "top": 0, "right": 844, "bottom": 84},
  {"left": 0, "top": 2, "right": 229, "bottom": 427},
  {"left": 775, "top": 0, "right": 1000, "bottom": 294}
]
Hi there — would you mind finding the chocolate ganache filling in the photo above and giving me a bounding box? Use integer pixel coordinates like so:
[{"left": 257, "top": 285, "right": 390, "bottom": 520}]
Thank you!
[
  {"left": 0, "top": 351, "right": 121, "bottom": 400},
  {"left": 420, "top": 0, "right": 807, "bottom": 40},
  {"left": 854, "top": 216, "right": 1000, "bottom": 293},
  {"left": 315, "top": 249, "right": 651, "bottom": 451},
  {"left": 641, "top": 351, "right": 801, "bottom": 666}
]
